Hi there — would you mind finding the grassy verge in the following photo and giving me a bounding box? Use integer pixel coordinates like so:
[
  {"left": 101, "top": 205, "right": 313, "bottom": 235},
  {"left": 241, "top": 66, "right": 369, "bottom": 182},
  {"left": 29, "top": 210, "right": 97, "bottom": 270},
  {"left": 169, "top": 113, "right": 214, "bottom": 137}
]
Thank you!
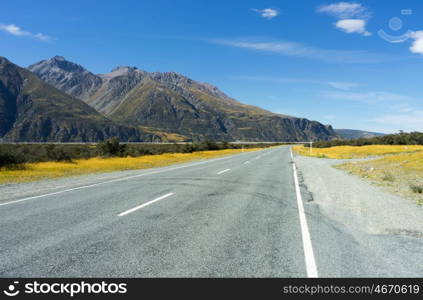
[
  {"left": 293, "top": 144, "right": 423, "bottom": 204},
  {"left": 0, "top": 148, "right": 261, "bottom": 185},
  {"left": 337, "top": 151, "right": 423, "bottom": 205},
  {"left": 0, "top": 140, "right": 281, "bottom": 168},
  {"left": 293, "top": 145, "right": 423, "bottom": 159}
]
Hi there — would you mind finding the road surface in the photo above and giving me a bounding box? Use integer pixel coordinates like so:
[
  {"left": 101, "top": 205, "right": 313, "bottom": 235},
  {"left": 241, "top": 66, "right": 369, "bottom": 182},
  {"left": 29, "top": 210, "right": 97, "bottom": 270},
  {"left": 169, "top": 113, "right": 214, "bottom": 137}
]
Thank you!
[{"left": 0, "top": 146, "right": 420, "bottom": 277}]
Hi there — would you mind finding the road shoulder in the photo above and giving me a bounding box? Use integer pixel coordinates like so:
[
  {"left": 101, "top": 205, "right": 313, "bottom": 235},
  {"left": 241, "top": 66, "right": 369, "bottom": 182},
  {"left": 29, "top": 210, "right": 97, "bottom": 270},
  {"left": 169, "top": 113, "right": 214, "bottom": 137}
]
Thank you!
[{"left": 294, "top": 153, "right": 423, "bottom": 277}]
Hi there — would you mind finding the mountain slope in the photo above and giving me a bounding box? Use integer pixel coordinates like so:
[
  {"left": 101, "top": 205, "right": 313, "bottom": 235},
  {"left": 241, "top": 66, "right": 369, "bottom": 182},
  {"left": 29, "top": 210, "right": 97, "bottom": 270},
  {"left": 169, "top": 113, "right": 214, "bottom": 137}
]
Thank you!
[
  {"left": 0, "top": 57, "right": 157, "bottom": 142},
  {"left": 335, "top": 129, "right": 386, "bottom": 140},
  {"left": 29, "top": 57, "right": 338, "bottom": 142},
  {"left": 27, "top": 56, "right": 103, "bottom": 102}
]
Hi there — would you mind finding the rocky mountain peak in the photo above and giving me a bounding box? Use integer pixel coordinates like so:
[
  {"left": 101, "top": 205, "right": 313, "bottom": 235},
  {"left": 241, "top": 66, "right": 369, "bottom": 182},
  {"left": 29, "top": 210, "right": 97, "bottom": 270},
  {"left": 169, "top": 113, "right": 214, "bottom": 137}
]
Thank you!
[
  {"left": 0, "top": 56, "right": 156, "bottom": 142},
  {"left": 31, "top": 56, "right": 86, "bottom": 74},
  {"left": 111, "top": 66, "right": 138, "bottom": 72},
  {"left": 150, "top": 71, "right": 190, "bottom": 84},
  {"left": 104, "top": 66, "right": 144, "bottom": 78},
  {"left": 25, "top": 55, "right": 338, "bottom": 142},
  {"left": 51, "top": 55, "right": 66, "bottom": 61},
  {"left": 0, "top": 56, "right": 10, "bottom": 64},
  {"left": 28, "top": 56, "right": 103, "bottom": 101},
  {"left": 148, "top": 71, "right": 230, "bottom": 100}
]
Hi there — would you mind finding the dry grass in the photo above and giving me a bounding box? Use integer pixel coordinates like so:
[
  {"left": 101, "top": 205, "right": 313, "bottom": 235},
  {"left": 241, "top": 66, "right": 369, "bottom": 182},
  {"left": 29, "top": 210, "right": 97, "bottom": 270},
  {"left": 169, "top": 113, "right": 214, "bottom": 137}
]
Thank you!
[
  {"left": 293, "top": 144, "right": 423, "bottom": 204},
  {"left": 337, "top": 151, "right": 423, "bottom": 205},
  {"left": 293, "top": 145, "right": 423, "bottom": 159},
  {"left": 0, "top": 148, "right": 260, "bottom": 185}
]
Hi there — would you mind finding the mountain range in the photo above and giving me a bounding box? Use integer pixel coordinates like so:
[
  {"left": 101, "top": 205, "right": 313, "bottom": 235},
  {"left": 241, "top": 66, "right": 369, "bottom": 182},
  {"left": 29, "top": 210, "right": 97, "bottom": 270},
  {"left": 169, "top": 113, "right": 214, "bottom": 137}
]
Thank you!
[
  {"left": 0, "top": 57, "right": 160, "bottom": 142},
  {"left": 0, "top": 55, "right": 338, "bottom": 142},
  {"left": 334, "top": 129, "right": 385, "bottom": 140}
]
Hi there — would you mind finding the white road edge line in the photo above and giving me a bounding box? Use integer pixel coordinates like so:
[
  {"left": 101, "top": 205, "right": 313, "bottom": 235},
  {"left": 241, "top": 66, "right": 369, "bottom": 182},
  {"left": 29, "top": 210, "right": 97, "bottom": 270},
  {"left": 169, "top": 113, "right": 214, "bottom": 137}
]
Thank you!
[
  {"left": 0, "top": 149, "right": 268, "bottom": 207},
  {"left": 290, "top": 148, "right": 318, "bottom": 278},
  {"left": 118, "top": 193, "right": 174, "bottom": 217},
  {"left": 217, "top": 168, "right": 231, "bottom": 175}
]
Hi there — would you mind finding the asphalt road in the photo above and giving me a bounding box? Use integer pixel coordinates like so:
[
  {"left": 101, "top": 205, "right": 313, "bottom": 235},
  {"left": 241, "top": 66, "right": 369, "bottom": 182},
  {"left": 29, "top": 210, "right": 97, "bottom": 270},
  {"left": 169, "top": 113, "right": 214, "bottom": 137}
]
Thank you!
[{"left": 0, "top": 146, "right": 420, "bottom": 277}]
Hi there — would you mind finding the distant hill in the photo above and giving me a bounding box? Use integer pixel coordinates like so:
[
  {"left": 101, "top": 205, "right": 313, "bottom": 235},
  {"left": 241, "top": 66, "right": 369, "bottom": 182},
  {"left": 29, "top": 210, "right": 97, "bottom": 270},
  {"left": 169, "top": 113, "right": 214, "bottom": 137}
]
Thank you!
[
  {"left": 335, "top": 129, "right": 386, "bottom": 140},
  {"left": 0, "top": 57, "right": 158, "bottom": 142},
  {"left": 28, "top": 56, "right": 338, "bottom": 142}
]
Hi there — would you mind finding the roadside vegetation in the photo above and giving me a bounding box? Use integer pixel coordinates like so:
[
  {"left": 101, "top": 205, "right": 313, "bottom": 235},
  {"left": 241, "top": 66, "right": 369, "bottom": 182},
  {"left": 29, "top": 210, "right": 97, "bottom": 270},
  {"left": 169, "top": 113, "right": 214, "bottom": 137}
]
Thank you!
[
  {"left": 0, "top": 148, "right": 262, "bottom": 185},
  {"left": 293, "top": 145, "right": 423, "bottom": 159},
  {"left": 0, "top": 138, "right": 279, "bottom": 169},
  {"left": 293, "top": 140, "right": 423, "bottom": 205},
  {"left": 311, "top": 131, "right": 423, "bottom": 148},
  {"left": 0, "top": 138, "right": 279, "bottom": 184},
  {"left": 337, "top": 151, "right": 423, "bottom": 205}
]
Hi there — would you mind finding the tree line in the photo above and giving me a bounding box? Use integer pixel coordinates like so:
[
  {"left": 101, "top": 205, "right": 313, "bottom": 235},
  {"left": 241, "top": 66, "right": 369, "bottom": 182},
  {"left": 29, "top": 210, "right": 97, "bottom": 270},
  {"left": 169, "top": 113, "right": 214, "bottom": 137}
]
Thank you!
[
  {"left": 0, "top": 138, "right": 279, "bottom": 170},
  {"left": 311, "top": 132, "right": 423, "bottom": 148}
]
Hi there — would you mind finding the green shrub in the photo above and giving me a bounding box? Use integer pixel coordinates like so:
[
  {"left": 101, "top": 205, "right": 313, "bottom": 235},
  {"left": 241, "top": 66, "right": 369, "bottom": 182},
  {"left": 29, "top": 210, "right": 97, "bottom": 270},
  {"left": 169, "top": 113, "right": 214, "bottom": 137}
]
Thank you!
[
  {"left": 204, "top": 140, "right": 219, "bottom": 150},
  {"left": 97, "top": 137, "right": 126, "bottom": 157},
  {"left": 0, "top": 151, "right": 26, "bottom": 169},
  {"left": 381, "top": 173, "right": 395, "bottom": 182},
  {"left": 314, "top": 132, "right": 423, "bottom": 148},
  {"left": 182, "top": 144, "right": 196, "bottom": 153},
  {"left": 410, "top": 184, "right": 423, "bottom": 194},
  {"left": 45, "top": 144, "right": 73, "bottom": 162},
  {"left": 0, "top": 141, "right": 280, "bottom": 165}
]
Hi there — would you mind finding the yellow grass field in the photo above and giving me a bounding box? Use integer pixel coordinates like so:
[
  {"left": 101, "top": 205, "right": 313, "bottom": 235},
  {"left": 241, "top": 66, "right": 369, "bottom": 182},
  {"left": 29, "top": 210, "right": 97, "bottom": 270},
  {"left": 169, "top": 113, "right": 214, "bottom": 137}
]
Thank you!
[
  {"left": 293, "top": 144, "right": 423, "bottom": 204},
  {"left": 0, "top": 148, "right": 261, "bottom": 185},
  {"left": 293, "top": 145, "right": 423, "bottom": 159},
  {"left": 338, "top": 151, "right": 423, "bottom": 204}
]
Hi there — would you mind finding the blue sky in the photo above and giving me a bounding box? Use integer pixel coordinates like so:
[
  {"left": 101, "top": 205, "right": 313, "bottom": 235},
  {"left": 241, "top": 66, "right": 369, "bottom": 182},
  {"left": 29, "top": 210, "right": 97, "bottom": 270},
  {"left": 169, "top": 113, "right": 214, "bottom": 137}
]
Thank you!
[{"left": 1, "top": 0, "right": 423, "bottom": 133}]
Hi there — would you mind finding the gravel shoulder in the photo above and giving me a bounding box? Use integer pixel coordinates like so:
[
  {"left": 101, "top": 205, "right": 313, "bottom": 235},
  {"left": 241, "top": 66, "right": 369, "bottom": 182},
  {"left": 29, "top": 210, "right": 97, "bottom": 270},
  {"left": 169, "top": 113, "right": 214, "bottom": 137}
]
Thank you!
[
  {"left": 294, "top": 153, "right": 423, "bottom": 277},
  {"left": 294, "top": 154, "right": 423, "bottom": 237}
]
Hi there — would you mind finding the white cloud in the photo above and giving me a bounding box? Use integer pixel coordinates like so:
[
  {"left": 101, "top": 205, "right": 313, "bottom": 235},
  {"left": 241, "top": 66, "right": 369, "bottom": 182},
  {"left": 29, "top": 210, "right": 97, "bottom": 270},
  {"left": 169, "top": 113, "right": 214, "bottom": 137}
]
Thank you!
[
  {"left": 317, "top": 2, "right": 369, "bottom": 19},
  {"left": 409, "top": 31, "right": 423, "bottom": 55},
  {"left": 323, "top": 90, "right": 423, "bottom": 131},
  {"left": 0, "top": 23, "right": 51, "bottom": 41},
  {"left": 335, "top": 19, "right": 371, "bottom": 36},
  {"left": 209, "top": 38, "right": 385, "bottom": 63},
  {"left": 0, "top": 24, "right": 30, "bottom": 36},
  {"left": 327, "top": 81, "right": 359, "bottom": 90},
  {"left": 391, "top": 103, "right": 414, "bottom": 113},
  {"left": 322, "top": 91, "right": 415, "bottom": 104},
  {"left": 34, "top": 33, "right": 51, "bottom": 41},
  {"left": 373, "top": 111, "right": 423, "bottom": 132},
  {"left": 234, "top": 76, "right": 359, "bottom": 90},
  {"left": 317, "top": 3, "right": 372, "bottom": 36},
  {"left": 252, "top": 8, "right": 279, "bottom": 19}
]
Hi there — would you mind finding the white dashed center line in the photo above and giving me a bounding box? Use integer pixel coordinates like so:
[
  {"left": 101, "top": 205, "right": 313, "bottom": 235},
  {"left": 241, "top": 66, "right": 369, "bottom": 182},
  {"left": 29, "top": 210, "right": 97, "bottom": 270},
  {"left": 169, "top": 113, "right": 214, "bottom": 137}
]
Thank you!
[
  {"left": 118, "top": 193, "right": 174, "bottom": 217},
  {"left": 217, "top": 169, "right": 231, "bottom": 175}
]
